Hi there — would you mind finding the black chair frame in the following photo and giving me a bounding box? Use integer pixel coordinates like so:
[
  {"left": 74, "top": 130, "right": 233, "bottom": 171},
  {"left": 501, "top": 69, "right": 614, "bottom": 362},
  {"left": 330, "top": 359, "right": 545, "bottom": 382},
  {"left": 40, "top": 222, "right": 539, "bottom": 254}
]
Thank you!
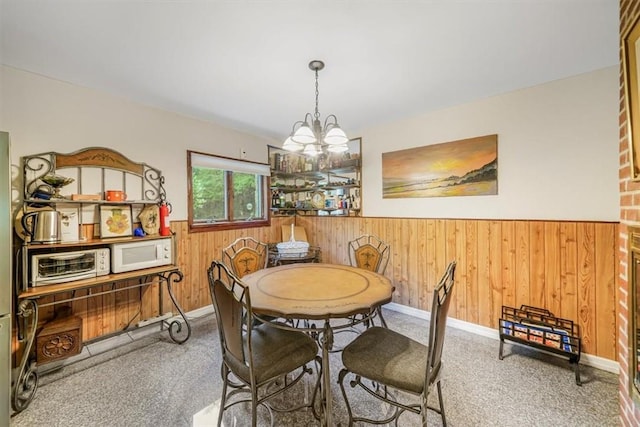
[
  {"left": 338, "top": 260, "right": 457, "bottom": 426},
  {"left": 207, "top": 260, "right": 322, "bottom": 426}
]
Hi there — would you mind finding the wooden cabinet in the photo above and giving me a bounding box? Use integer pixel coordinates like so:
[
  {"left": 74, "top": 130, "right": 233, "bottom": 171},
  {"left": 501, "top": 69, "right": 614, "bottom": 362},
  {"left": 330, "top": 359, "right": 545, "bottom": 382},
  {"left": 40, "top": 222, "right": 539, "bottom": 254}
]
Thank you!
[{"left": 268, "top": 138, "right": 362, "bottom": 217}]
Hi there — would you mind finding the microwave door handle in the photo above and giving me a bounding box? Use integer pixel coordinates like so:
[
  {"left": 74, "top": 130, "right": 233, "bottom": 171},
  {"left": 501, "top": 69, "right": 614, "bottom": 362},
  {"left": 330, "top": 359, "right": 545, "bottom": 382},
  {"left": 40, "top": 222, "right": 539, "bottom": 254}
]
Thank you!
[
  {"left": 48, "top": 253, "right": 85, "bottom": 260},
  {"left": 156, "top": 244, "right": 162, "bottom": 259}
]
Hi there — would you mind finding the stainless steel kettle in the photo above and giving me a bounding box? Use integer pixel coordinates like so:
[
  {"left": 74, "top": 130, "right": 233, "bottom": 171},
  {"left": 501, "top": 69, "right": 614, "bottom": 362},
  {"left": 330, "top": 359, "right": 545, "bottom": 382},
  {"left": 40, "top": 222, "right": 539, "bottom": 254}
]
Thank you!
[{"left": 21, "top": 210, "right": 62, "bottom": 243}]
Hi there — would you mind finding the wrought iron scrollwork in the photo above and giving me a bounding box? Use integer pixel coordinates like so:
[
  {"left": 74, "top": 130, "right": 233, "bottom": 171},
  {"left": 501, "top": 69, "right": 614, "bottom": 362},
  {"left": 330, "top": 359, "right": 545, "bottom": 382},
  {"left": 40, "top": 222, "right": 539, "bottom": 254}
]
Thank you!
[
  {"left": 160, "top": 270, "right": 191, "bottom": 344},
  {"left": 12, "top": 299, "right": 39, "bottom": 413},
  {"left": 143, "top": 166, "right": 165, "bottom": 202},
  {"left": 23, "top": 154, "right": 54, "bottom": 198}
]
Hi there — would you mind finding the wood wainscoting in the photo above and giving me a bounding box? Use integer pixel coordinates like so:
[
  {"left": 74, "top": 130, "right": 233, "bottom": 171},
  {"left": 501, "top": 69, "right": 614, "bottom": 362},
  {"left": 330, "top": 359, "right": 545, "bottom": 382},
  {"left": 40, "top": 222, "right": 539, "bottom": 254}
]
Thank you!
[
  {"left": 295, "top": 216, "right": 618, "bottom": 360},
  {"left": 19, "top": 216, "right": 617, "bottom": 361}
]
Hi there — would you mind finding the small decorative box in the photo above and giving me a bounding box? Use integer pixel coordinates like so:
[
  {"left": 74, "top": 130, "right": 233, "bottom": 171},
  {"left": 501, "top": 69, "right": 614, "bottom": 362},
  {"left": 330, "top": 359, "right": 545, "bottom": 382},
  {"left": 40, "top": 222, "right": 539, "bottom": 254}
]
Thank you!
[{"left": 36, "top": 314, "right": 83, "bottom": 364}]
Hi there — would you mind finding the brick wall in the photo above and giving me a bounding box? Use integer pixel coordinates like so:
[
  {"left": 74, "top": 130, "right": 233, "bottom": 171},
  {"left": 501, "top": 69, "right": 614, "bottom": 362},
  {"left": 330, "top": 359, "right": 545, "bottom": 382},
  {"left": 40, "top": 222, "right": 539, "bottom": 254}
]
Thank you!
[{"left": 620, "top": 1, "right": 640, "bottom": 425}]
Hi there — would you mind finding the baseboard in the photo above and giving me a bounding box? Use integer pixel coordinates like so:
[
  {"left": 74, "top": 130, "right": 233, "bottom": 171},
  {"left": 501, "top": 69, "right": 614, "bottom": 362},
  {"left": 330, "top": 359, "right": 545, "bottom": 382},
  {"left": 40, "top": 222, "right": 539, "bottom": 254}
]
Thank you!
[
  {"left": 137, "top": 312, "right": 174, "bottom": 328},
  {"left": 170, "top": 304, "right": 214, "bottom": 321},
  {"left": 384, "top": 302, "right": 620, "bottom": 374}
]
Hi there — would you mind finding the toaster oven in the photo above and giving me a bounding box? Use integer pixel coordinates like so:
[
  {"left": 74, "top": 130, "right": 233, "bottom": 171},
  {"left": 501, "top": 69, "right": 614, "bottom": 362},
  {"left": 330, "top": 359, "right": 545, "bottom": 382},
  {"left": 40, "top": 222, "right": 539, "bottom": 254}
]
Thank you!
[{"left": 31, "top": 248, "right": 110, "bottom": 286}]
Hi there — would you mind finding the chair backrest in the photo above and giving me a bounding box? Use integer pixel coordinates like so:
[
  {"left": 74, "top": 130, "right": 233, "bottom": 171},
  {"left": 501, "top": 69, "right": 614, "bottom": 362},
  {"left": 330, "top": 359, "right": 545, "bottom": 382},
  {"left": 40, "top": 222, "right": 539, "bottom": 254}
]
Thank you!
[
  {"left": 221, "top": 237, "right": 268, "bottom": 278},
  {"left": 207, "top": 260, "right": 252, "bottom": 367},
  {"left": 281, "top": 224, "right": 308, "bottom": 242},
  {"left": 425, "top": 260, "right": 456, "bottom": 387},
  {"left": 348, "top": 234, "right": 390, "bottom": 274}
]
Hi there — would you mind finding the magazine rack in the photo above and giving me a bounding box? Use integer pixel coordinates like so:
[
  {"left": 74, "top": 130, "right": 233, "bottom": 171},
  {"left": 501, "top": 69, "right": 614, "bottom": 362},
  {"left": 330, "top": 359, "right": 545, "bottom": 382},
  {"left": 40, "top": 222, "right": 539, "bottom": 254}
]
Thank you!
[{"left": 499, "top": 305, "right": 582, "bottom": 385}]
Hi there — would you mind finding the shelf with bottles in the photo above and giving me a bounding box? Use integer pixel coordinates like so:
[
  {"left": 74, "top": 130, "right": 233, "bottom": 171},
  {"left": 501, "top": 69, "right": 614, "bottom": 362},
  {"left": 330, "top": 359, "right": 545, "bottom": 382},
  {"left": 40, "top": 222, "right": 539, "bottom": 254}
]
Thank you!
[
  {"left": 270, "top": 179, "right": 359, "bottom": 193},
  {"left": 270, "top": 175, "right": 323, "bottom": 193},
  {"left": 269, "top": 148, "right": 360, "bottom": 175},
  {"left": 268, "top": 138, "right": 362, "bottom": 217}
]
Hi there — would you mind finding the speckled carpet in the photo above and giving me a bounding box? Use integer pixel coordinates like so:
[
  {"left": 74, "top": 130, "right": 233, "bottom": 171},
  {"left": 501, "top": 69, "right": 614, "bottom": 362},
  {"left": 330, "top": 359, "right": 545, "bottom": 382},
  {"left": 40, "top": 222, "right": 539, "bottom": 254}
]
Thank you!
[{"left": 10, "top": 308, "right": 619, "bottom": 426}]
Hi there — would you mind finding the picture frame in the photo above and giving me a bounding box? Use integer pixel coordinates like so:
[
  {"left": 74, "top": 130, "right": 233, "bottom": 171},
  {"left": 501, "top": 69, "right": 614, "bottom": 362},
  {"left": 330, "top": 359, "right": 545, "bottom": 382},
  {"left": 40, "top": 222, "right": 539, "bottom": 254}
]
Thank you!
[
  {"left": 382, "top": 134, "right": 497, "bottom": 198},
  {"left": 624, "top": 15, "right": 640, "bottom": 180},
  {"left": 99, "top": 205, "right": 133, "bottom": 238}
]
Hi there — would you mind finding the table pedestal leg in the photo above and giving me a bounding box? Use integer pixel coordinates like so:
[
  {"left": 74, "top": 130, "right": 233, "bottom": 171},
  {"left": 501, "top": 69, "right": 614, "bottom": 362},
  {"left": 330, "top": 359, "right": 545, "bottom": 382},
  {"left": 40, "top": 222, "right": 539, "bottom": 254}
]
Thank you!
[{"left": 320, "top": 319, "right": 333, "bottom": 426}]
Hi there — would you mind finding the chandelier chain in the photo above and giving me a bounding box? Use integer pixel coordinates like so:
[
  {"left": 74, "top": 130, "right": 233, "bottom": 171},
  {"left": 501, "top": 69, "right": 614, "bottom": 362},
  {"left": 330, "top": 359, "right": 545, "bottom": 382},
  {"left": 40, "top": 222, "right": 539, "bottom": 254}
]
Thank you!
[
  {"left": 314, "top": 69, "right": 320, "bottom": 120},
  {"left": 283, "top": 60, "right": 349, "bottom": 154}
]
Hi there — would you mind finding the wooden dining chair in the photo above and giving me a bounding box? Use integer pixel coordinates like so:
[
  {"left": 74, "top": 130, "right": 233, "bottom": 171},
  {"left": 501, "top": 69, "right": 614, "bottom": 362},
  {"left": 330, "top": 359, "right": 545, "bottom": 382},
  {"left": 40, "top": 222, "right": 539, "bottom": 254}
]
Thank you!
[
  {"left": 221, "top": 236, "right": 268, "bottom": 278},
  {"left": 207, "top": 260, "right": 321, "bottom": 427},
  {"left": 338, "top": 260, "right": 457, "bottom": 427},
  {"left": 348, "top": 234, "right": 391, "bottom": 327}
]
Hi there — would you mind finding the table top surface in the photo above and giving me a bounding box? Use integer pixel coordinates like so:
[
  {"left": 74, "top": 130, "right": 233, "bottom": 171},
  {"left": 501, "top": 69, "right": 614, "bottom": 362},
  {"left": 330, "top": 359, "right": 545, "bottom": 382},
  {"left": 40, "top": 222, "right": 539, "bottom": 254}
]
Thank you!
[{"left": 242, "top": 263, "right": 393, "bottom": 320}]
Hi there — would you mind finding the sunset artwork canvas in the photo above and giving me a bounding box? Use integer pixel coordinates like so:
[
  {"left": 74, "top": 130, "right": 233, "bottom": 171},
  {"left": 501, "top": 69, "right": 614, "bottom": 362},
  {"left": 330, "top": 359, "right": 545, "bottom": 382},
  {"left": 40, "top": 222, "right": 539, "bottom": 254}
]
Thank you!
[{"left": 382, "top": 134, "right": 497, "bottom": 198}]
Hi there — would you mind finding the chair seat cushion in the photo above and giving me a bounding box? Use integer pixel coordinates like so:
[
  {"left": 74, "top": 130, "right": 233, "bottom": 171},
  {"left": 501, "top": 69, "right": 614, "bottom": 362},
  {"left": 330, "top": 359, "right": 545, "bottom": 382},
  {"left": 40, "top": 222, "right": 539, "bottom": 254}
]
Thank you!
[
  {"left": 342, "top": 326, "right": 427, "bottom": 394},
  {"left": 226, "top": 324, "right": 318, "bottom": 384}
]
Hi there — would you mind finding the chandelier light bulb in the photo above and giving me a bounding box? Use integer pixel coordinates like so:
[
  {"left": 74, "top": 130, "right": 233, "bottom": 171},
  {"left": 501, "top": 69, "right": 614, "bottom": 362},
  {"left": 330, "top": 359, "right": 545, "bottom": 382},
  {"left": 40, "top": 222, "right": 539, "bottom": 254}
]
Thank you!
[
  {"left": 327, "top": 143, "right": 349, "bottom": 153},
  {"left": 303, "top": 143, "right": 321, "bottom": 157},
  {"left": 283, "top": 136, "right": 303, "bottom": 152},
  {"left": 324, "top": 126, "right": 349, "bottom": 145},
  {"left": 291, "top": 123, "right": 316, "bottom": 144}
]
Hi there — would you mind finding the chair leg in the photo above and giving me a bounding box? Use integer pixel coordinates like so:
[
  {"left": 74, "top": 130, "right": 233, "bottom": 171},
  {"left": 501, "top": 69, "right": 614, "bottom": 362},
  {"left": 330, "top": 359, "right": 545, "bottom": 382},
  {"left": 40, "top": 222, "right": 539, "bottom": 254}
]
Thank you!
[
  {"left": 437, "top": 380, "right": 447, "bottom": 427},
  {"left": 218, "top": 364, "right": 229, "bottom": 427},
  {"left": 251, "top": 386, "right": 258, "bottom": 427},
  {"left": 377, "top": 307, "right": 388, "bottom": 328},
  {"left": 418, "top": 385, "right": 430, "bottom": 427},
  {"left": 338, "top": 369, "right": 355, "bottom": 427},
  {"left": 309, "top": 356, "right": 323, "bottom": 420}
]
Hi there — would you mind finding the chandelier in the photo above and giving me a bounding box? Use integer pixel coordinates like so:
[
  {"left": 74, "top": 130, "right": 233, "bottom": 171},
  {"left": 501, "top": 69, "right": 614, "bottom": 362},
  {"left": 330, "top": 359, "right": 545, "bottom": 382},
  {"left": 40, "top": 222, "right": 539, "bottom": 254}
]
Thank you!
[{"left": 282, "top": 60, "right": 349, "bottom": 156}]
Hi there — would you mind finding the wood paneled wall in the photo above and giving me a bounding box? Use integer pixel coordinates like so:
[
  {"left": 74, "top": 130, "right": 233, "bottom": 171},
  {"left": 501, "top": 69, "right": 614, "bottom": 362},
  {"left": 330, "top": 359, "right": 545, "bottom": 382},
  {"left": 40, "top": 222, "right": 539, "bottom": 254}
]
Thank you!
[
  {"left": 26, "top": 216, "right": 617, "bottom": 361},
  {"left": 296, "top": 216, "right": 618, "bottom": 360}
]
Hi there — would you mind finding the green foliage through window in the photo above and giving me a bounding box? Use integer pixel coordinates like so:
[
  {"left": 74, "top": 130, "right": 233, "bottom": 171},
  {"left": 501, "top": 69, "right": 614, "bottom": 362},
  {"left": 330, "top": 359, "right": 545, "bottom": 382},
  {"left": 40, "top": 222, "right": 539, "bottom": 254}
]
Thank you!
[
  {"left": 188, "top": 151, "right": 269, "bottom": 231},
  {"left": 192, "top": 167, "right": 225, "bottom": 221}
]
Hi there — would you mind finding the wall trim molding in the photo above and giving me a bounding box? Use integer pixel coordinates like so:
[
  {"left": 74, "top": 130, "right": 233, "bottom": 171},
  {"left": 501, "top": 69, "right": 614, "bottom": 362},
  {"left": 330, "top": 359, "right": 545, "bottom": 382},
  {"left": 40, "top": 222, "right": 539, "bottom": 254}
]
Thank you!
[{"left": 385, "top": 302, "right": 620, "bottom": 375}]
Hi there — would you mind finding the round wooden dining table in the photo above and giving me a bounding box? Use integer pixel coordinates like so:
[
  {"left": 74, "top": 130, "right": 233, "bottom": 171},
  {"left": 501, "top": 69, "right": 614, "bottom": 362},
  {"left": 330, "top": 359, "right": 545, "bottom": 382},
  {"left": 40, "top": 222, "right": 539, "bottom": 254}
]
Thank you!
[{"left": 242, "top": 263, "right": 393, "bottom": 427}]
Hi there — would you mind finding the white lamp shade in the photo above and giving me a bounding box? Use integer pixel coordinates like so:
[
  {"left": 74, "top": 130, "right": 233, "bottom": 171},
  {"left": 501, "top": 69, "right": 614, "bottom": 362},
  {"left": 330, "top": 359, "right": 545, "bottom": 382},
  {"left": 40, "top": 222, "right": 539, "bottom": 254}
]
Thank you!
[
  {"left": 283, "top": 136, "right": 303, "bottom": 152},
  {"left": 291, "top": 123, "right": 317, "bottom": 144},
  {"left": 323, "top": 126, "right": 348, "bottom": 145},
  {"left": 303, "top": 144, "right": 321, "bottom": 156},
  {"left": 327, "top": 143, "right": 349, "bottom": 153}
]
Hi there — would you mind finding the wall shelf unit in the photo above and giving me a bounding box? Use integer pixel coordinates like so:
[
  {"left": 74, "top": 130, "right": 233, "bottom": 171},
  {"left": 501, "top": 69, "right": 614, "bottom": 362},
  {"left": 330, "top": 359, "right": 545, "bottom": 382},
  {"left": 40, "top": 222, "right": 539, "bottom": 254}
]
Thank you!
[
  {"left": 268, "top": 138, "right": 362, "bottom": 217},
  {"left": 11, "top": 147, "right": 190, "bottom": 413}
]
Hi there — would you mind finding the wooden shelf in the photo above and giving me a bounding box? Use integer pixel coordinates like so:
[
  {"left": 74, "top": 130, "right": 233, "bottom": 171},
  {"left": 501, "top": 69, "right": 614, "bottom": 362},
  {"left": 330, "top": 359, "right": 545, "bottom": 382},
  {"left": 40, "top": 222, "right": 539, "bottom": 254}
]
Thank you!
[
  {"left": 18, "top": 265, "right": 179, "bottom": 299},
  {"left": 24, "top": 198, "right": 158, "bottom": 206},
  {"left": 23, "top": 234, "right": 171, "bottom": 251}
]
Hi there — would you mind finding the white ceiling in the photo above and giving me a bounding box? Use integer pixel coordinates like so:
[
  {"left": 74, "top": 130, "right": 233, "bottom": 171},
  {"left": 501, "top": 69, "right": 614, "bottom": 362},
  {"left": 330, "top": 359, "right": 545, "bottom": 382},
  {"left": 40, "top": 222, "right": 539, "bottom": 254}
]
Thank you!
[{"left": 0, "top": 1, "right": 619, "bottom": 141}]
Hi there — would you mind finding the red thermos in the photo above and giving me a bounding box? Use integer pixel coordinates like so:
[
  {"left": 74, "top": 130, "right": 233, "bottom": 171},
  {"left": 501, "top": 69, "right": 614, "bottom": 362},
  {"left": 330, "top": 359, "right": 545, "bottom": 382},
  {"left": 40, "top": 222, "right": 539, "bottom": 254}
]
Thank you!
[{"left": 159, "top": 202, "right": 171, "bottom": 236}]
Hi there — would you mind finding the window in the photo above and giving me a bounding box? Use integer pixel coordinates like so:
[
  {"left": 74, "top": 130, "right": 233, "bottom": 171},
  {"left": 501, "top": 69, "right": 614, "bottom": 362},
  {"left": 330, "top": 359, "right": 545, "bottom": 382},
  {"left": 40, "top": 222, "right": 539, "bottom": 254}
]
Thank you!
[{"left": 188, "top": 150, "right": 270, "bottom": 231}]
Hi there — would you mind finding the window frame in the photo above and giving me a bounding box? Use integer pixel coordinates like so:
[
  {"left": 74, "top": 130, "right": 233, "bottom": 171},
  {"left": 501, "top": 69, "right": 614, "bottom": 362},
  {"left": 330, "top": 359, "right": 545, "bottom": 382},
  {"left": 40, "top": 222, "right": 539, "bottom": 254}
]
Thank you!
[{"left": 187, "top": 150, "right": 270, "bottom": 232}]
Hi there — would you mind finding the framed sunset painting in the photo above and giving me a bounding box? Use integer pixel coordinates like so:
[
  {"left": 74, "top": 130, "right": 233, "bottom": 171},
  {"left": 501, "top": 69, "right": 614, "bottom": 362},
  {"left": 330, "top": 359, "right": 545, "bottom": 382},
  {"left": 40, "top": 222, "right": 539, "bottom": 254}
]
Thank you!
[{"left": 382, "top": 134, "right": 497, "bottom": 198}]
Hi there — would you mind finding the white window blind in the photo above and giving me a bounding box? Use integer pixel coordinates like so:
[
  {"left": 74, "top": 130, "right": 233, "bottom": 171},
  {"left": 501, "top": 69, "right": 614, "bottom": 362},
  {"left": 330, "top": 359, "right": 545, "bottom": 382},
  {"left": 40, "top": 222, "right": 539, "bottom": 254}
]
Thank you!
[{"left": 190, "top": 152, "right": 270, "bottom": 176}]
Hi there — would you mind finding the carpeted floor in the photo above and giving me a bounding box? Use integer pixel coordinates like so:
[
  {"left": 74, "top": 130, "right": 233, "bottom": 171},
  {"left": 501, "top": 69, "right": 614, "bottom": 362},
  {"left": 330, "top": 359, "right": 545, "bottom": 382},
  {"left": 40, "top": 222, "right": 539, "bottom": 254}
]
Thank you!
[{"left": 10, "top": 308, "right": 619, "bottom": 426}]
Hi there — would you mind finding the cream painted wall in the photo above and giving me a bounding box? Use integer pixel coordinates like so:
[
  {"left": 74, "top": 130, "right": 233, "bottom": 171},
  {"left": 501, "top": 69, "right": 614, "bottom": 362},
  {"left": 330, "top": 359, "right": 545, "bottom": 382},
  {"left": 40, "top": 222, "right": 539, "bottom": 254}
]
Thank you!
[
  {"left": 357, "top": 66, "right": 619, "bottom": 221},
  {"left": 0, "top": 66, "right": 276, "bottom": 220},
  {"left": 0, "top": 65, "right": 619, "bottom": 222}
]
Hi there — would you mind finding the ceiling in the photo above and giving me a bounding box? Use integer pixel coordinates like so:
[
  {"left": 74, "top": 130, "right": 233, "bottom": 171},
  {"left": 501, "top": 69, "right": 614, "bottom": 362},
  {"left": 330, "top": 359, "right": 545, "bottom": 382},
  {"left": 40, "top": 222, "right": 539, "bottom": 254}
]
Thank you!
[{"left": 0, "top": 1, "right": 619, "bottom": 142}]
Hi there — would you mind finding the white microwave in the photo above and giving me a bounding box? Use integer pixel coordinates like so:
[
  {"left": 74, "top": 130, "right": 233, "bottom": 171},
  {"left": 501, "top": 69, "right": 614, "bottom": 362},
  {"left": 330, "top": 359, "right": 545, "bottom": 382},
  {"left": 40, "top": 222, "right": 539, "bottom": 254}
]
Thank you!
[{"left": 110, "top": 238, "right": 173, "bottom": 273}]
